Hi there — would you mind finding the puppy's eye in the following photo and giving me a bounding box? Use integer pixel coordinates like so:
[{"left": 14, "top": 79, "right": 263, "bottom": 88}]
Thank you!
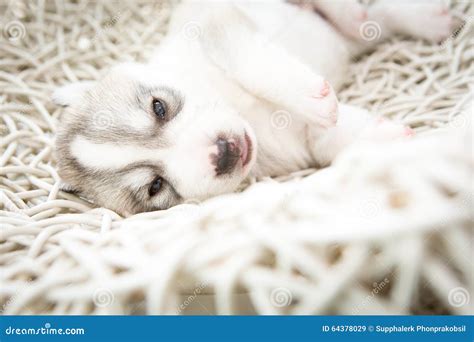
[
  {"left": 149, "top": 176, "right": 163, "bottom": 196},
  {"left": 152, "top": 99, "right": 166, "bottom": 120}
]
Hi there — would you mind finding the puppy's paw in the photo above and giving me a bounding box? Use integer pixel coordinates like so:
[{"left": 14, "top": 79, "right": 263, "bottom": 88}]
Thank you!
[
  {"left": 361, "top": 118, "right": 415, "bottom": 141},
  {"left": 299, "top": 79, "right": 339, "bottom": 129},
  {"left": 394, "top": 3, "right": 454, "bottom": 43},
  {"left": 417, "top": 4, "right": 453, "bottom": 43},
  {"left": 334, "top": 3, "right": 368, "bottom": 41}
]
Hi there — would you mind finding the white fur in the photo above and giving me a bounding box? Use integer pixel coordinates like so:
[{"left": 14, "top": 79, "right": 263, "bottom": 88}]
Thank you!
[{"left": 71, "top": 137, "right": 163, "bottom": 170}]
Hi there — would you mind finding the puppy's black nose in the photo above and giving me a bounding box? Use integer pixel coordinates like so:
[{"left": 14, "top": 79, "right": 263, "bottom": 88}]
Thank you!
[{"left": 213, "top": 137, "right": 240, "bottom": 175}]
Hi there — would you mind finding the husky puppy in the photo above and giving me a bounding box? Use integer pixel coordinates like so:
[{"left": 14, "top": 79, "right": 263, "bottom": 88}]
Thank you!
[{"left": 53, "top": 0, "right": 453, "bottom": 215}]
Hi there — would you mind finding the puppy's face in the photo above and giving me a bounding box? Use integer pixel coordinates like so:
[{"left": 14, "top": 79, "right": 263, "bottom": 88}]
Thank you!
[{"left": 54, "top": 63, "right": 257, "bottom": 215}]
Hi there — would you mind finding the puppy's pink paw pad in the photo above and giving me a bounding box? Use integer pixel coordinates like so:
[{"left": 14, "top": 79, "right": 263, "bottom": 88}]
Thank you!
[
  {"left": 436, "top": 5, "right": 449, "bottom": 16},
  {"left": 362, "top": 121, "right": 414, "bottom": 141},
  {"left": 357, "top": 8, "right": 368, "bottom": 21},
  {"left": 404, "top": 127, "right": 415, "bottom": 137},
  {"left": 320, "top": 80, "right": 331, "bottom": 97},
  {"left": 336, "top": 4, "right": 369, "bottom": 40},
  {"left": 305, "top": 79, "right": 339, "bottom": 129},
  {"left": 422, "top": 6, "right": 453, "bottom": 43}
]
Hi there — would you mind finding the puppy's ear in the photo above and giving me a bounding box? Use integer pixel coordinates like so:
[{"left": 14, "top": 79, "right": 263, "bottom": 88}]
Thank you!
[{"left": 52, "top": 81, "right": 95, "bottom": 107}]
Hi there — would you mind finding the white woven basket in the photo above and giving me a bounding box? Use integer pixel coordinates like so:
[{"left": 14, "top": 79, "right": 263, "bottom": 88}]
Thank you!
[{"left": 1, "top": 0, "right": 473, "bottom": 315}]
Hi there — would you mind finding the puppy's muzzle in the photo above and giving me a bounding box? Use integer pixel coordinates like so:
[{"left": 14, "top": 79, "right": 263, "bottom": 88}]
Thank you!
[{"left": 212, "top": 137, "right": 241, "bottom": 176}]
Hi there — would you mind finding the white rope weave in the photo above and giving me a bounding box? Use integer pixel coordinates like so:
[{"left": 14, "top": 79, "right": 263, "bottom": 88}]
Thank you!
[{"left": 0, "top": 0, "right": 473, "bottom": 315}]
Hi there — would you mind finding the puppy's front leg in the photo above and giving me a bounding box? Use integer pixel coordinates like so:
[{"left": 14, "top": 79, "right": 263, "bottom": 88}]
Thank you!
[
  {"left": 309, "top": 104, "right": 415, "bottom": 167},
  {"left": 198, "top": 4, "right": 338, "bottom": 130}
]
